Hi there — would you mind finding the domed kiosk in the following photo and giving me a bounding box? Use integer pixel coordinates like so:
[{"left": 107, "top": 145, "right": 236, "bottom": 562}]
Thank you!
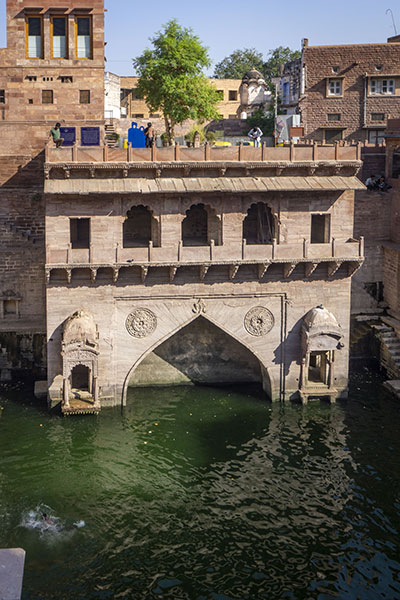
[
  {"left": 299, "top": 305, "right": 344, "bottom": 403},
  {"left": 239, "top": 68, "right": 272, "bottom": 119},
  {"left": 62, "top": 309, "right": 100, "bottom": 415}
]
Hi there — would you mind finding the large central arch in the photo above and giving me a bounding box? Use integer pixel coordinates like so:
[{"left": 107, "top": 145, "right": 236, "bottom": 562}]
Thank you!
[{"left": 121, "top": 314, "right": 273, "bottom": 405}]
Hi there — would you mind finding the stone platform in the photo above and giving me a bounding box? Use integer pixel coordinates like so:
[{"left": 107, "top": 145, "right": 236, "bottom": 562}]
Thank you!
[{"left": 0, "top": 548, "right": 25, "bottom": 600}]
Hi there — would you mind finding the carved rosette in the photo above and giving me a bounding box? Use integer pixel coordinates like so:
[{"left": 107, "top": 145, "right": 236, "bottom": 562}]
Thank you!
[
  {"left": 244, "top": 306, "right": 274, "bottom": 336},
  {"left": 126, "top": 308, "right": 157, "bottom": 338}
]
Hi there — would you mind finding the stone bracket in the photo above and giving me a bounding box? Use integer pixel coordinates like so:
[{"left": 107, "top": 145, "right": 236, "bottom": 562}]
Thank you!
[
  {"left": 305, "top": 262, "right": 319, "bottom": 277},
  {"left": 113, "top": 267, "right": 120, "bottom": 283},
  {"left": 200, "top": 265, "right": 209, "bottom": 280},
  {"left": 141, "top": 265, "right": 148, "bottom": 283},
  {"left": 229, "top": 264, "right": 240, "bottom": 280},
  {"left": 90, "top": 267, "right": 97, "bottom": 283},
  {"left": 169, "top": 266, "right": 178, "bottom": 281},
  {"left": 258, "top": 262, "right": 271, "bottom": 280},
  {"left": 348, "top": 261, "right": 362, "bottom": 276},
  {"left": 283, "top": 262, "right": 297, "bottom": 278},
  {"left": 328, "top": 260, "right": 342, "bottom": 277}
]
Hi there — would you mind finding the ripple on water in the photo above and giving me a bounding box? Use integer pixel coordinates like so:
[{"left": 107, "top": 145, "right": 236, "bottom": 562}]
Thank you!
[{"left": 0, "top": 379, "right": 400, "bottom": 599}]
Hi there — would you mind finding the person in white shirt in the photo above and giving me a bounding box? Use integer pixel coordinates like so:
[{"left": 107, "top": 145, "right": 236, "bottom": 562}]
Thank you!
[{"left": 248, "top": 126, "right": 263, "bottom": 148}]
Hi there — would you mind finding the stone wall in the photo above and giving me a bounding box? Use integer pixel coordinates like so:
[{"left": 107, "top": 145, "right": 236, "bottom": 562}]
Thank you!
[
  {"left": 301, "top": 41, "right": 400, "bottom": 142},
  {"left": 1, "top": 0, "right": 105, "bottom": 154},
  {"left": 46, "top": 277, "right": 352, "bottom": 406},
  {"left": 352, "top": 189, "right": 391, "bottom": 313}
]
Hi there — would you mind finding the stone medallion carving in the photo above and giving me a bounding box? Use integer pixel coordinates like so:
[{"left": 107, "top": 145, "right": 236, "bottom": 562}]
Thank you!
[
  {"left": 126, "top": 308, "right": 157, "bottom": 338},
  {"left": 244, "top": 306, "right": 274, "bottom": 336}
]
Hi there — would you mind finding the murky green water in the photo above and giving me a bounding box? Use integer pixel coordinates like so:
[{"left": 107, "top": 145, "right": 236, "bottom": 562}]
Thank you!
[{"left": 1, "top": 371, "right": 400, "bottom": 599}]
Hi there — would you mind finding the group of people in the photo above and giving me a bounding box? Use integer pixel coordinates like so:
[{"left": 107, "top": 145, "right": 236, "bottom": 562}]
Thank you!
[{"left": 365, "top": 174, "right": 392, "bottom": 193}]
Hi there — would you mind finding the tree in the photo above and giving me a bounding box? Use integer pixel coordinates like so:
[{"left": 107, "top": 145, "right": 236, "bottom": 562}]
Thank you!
[
  {"left": 213, "top": 46, "right": 301, "bottom": 87},
  {"left": 263, "top": 46, "right": 301, "bottom": 83},
  {"left": 247, "top": 108, "right": 274, "bottom": 137},
  {"left": 133, "top": 20, "right": 221, "bottom": 145},
  {"left": 214, "top": 48, "right": 264, "bottom": 79}
]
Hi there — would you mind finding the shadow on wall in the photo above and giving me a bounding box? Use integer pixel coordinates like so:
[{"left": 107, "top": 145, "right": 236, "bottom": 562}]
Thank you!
[
  {"left": 0, "top": 151, "right": 45, "bottom": 189},
  {"left": 128, "top": 316, "right": 264, "bottom": 389},
  {"left": 273, "top": 315, "right": 303, "bottom": 378}
]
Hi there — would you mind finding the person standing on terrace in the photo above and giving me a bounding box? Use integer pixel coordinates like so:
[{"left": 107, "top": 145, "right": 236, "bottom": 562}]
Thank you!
[{"left": 49, "top": 123, "right": 64, "bottom": 148}]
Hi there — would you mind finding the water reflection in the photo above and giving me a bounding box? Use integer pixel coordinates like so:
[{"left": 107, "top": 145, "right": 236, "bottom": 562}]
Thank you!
[{"left": 0, "top": 376, "right": 399, "bottom": 599}]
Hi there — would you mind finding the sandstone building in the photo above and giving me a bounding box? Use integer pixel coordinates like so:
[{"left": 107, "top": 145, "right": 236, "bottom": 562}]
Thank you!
[
  {"left": 120, "top": 76, "right": 243, "bottom": 121},
  {"left": 0, "top": 0, "right": 105, "bottom": 153},
  {"left": 43, "top": 141, "right": 364, "bottom": 412},
  {"left": 2, "top": 0, "right": 391, "bottom": 413},
  {"left": 280, "top": 37, "right": 400, "bottom": 144}
]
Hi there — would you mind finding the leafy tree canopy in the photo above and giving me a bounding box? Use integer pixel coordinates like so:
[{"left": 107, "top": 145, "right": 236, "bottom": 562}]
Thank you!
[
  {"left": 263, "top": 46, "right": 301, "bottom": 81},
  {"left": 133, "top": 20, "right": 220, "bottom": 145},
  {"left": 247, "top": 108, "right": 274, "bottom": 137},
  {"left": 214, "top": 48, "right": 264, "bottom": 79},
  {"left": 214, "top": 46, "right": 301, "bottom": 87}
]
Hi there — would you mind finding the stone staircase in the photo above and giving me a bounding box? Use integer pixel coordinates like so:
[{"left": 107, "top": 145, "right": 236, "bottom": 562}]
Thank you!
[
  {"left": 375, "top": 324, "right": 400, "bottom": 379},
  {"left": 105, "top": 120, "right": 118, "bottom": 147}
]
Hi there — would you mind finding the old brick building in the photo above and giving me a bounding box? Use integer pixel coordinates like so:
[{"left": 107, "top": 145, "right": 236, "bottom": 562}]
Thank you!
[
  {"left": 4, "top": 0, "right": 395, "bottom": 411},
  {"left": 0, "top": 0, "right": 105, "bottom": 153},
  {"left": 120, "top": 76, "right": 243, "bottom": 121},
  {"left": 43, "top": 141, "right": 365, "bottom": 411},
  {"left": 281, "top": 37, "right": 400, "bottom": 144}
]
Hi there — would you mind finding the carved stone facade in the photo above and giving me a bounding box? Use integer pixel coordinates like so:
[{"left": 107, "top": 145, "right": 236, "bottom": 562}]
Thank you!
[{"left": 44, "top": 144, "right": 364, "bottom": 407}]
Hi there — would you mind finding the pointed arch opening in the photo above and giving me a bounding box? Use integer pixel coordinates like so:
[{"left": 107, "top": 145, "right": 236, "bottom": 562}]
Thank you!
[
  {"left": 243, "top": 202, "right": 275, "bottom": 244},
  {"left": 125, "top": 316, "right": 271, "bottom": 396}
]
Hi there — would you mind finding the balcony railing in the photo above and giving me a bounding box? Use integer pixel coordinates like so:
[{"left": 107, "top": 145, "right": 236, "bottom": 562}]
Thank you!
[
  {"left": 47, "top": 237, "right": 364, "bottom": 266},
  {"left": 45, "top": 141, "right": 363, "bottom": 165}
]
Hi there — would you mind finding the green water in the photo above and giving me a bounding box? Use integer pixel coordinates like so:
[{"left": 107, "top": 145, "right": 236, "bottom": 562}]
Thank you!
[{"left": 1, "top": 372, "right": 400, "bottom": 599}]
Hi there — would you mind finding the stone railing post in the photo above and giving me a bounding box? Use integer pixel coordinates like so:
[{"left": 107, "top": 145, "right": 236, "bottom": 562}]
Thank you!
[
  {"left": 210, "top": 239, "right": 214, "bottom": 260},
  {"left": 331, "top": 237, "right": 336, "bottom": 257},
  {"left": 359, "top": 236, "right": 364, "bottom": 256},
  {"left": 272, "top": 238, "right": 277, "bottom": 259},
  {"left": 148, "top": 240, "right": 153, "bottom": 262},
  {"left": 303, "top": 238, "right": 308, "bottom": 258}
]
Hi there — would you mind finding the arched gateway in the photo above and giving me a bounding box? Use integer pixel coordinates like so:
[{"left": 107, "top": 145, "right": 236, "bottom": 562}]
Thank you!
[{"left": 121, "top": 314, "right": 273, "bottom": 405}]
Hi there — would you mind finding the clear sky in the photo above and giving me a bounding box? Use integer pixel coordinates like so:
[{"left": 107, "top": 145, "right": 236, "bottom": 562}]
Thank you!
[{"left": 0, "top": 0, "right": 399, "bottom": 76}]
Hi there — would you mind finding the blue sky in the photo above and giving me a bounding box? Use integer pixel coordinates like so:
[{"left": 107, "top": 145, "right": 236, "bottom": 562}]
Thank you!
[{"left": 1, "top": 0, "right": 399, "bottom": 76}]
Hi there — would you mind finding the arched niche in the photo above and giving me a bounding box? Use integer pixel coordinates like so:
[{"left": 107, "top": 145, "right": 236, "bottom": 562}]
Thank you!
[
  {"left": 243, "top": 202, "right": 275, "bottom": 244},
  {"left": 299, "top": 305, "right": 344, "bottom": 392},
  {"left": 123, "top": 205, "right": 159, "bottom": 248},
  {"left": 62, "top": 309, "right": 100, "bottom": 410},
  {"left": 182, "top": 203, "right": 221, "bottom": 246}
]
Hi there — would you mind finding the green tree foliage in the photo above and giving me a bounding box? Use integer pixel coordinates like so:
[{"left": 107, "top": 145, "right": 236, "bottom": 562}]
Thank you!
[
  {"left": 214, "top": 48, "right": 264, "bottom": 79},
  {"left": 133, "top": 20, "right": 220, "bottom": 145},
  {"left": 263, "top": 46, "right": 301, "bottom": 83},
  {"left": 247, "top": 108, "right": 274, "bottom": 137},
  {"left": 214, "top": 46, "right": 301, "bottom": 88}
]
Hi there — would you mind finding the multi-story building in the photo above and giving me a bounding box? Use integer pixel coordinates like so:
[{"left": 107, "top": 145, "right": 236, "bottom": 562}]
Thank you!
[
  {"left": 120, "top": 76, "right": 243, "bottom": 121},
  {"left": 0, "top": 0, "right": 105, "bottom": 153},
  {"left": 280, "top": 36, "right": 400, "bottom": 144},
  {"left": 43, "top": 141, "right": 364, "bottom": 412},
  {"left": 0, "top": 0, "right": 371, "bottom": 411}
]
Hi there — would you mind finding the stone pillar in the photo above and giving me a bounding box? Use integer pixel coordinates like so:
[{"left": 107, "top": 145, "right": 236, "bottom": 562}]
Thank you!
[{"left": 63, "top": 377, "right": 70, "bottom": 407}]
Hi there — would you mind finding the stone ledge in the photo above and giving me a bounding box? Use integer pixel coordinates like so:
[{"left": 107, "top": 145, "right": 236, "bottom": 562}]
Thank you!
[{"left": 0, "top": 548, "right": 25, "bottom": 600}]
